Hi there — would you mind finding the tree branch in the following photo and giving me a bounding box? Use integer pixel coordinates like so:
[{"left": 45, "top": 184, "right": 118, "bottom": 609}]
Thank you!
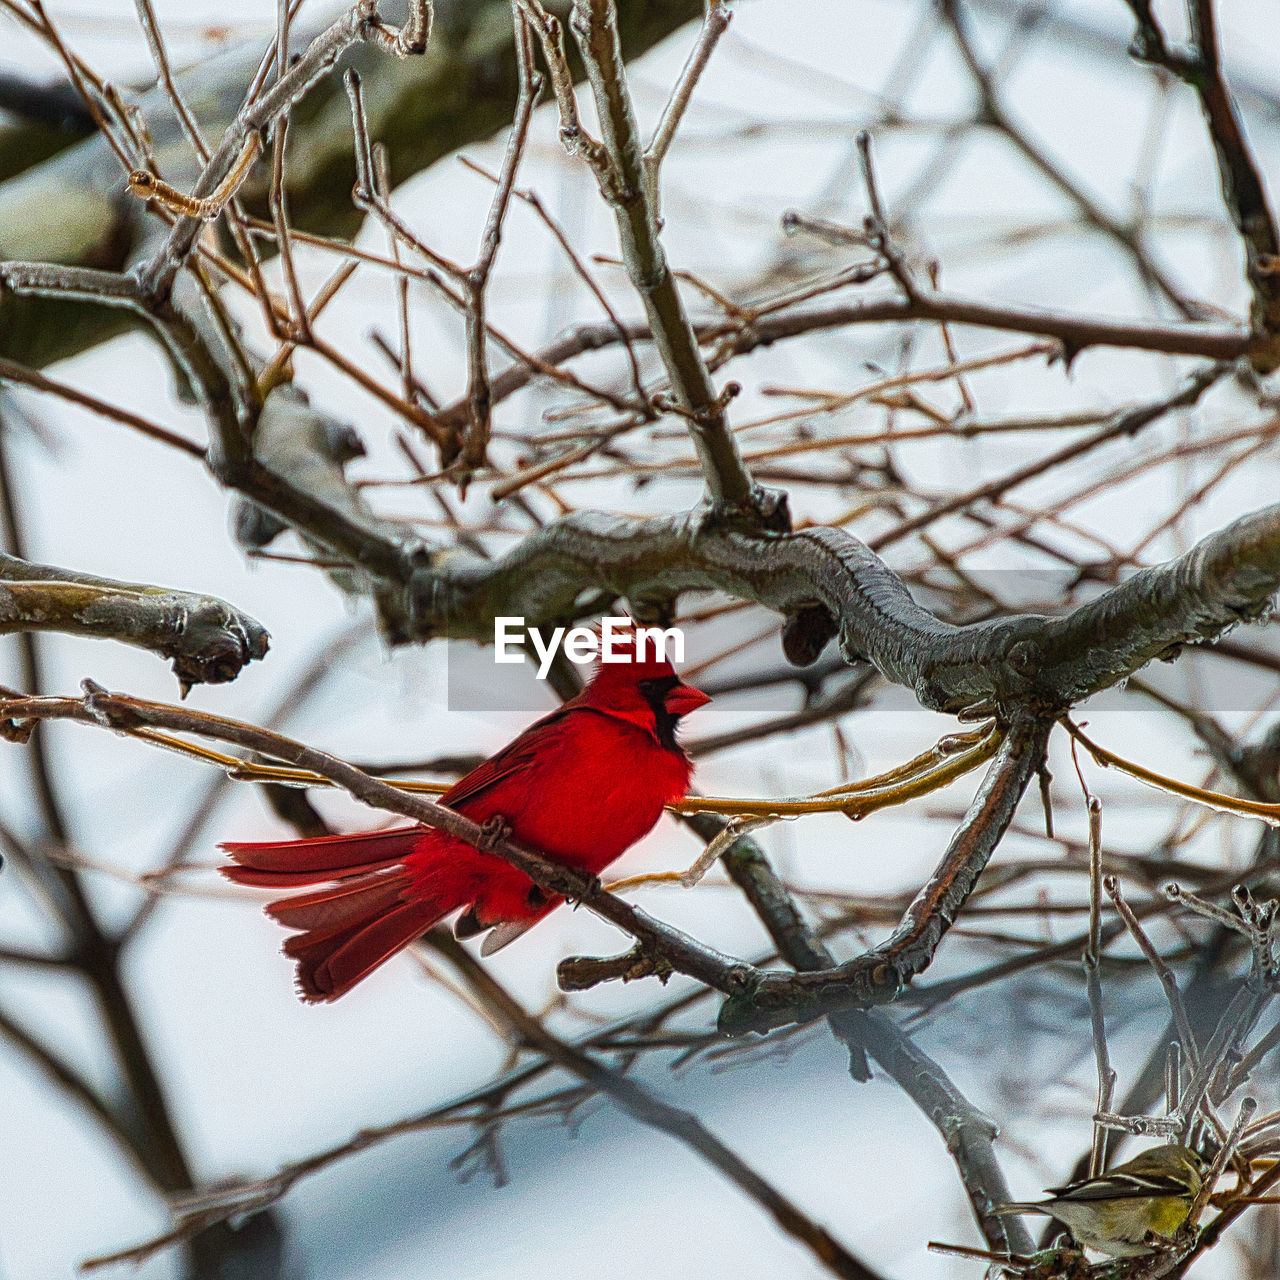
[
  {"left": 532, "top": 0, "right": 758, "bottom": 511},
  {"left": 0, "top": 0, "right": 705, "bottom": 370},
  {"left": 717, "top": 711, "right": 1051, "bottom": 1034},
  {"left": 428, "top": 932, "right": 887, "bottom": 1280},
  {"left": 0, "top": 683, "right": 760, "bottom": 999},
  {"left": 0, "top": 553, "right": 268, "bottom": 692},
  {"left": 1125, "top": 0, "right": 1280, "bottom": 368},
  {"left": 428, "top": 296, "right": 1248, "bottom": 438},
  {"left": 401, "top": 492, "right": 1280, "bottom": 719},
  {"left": 709, "top": 820, "right": 1033, "bottom": 1253}
]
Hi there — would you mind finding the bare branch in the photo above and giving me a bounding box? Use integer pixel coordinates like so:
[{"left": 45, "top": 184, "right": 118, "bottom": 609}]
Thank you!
[
  {"left": 137, "top": 0, "right": 437, "bottom": 303},
  {"left": 400, "top": 493, "right": 1280, "bottom": 720},
  {"left": 0, "top": 554, "right": 268, "bottom": 692},
  {"left": 556, "top": 0, "right": 760, "bottom": 511},
  {"left": 1125, "top": 0, "right": 1280, "bottom": 368},
  {"left": 644, "top": 0, "right": 731, "bottom": 194},
  {"left": 718, "top": 711, "right": 1051, "bottom": 1033},
  {"left": 0, "top": 356, "right": 206, "bottom": 456},
  {"left": 707, "top": 820, "right": 1033, "bottom": 1254},
  {"left": 428, "top": 933, "right": 887, "bottom": 1280},
  {"left": 0, "top": 684, "right": 760, "bottom": 998}
]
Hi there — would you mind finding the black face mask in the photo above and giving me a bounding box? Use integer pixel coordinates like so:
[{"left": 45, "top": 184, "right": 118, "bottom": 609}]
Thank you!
[{"left": 637, "top": 675, "right": 681, "bottom": 751}]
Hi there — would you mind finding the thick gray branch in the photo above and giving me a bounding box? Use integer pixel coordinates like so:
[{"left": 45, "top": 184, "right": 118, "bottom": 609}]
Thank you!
[
  {"left": 404, "top": 500, "right": 1280, "bottom": 718},
  {"left": 567, "top": 0, "right": 756, "bottom": 508},
  {"left": 711, "top": 821, "right": 1031, "bottom": 1253},
  {"left": 0, "top": 261, "right": 424, "bottom": 588},
  {"left": 0, "top": 554, "right": 268, "bottom": 690}
]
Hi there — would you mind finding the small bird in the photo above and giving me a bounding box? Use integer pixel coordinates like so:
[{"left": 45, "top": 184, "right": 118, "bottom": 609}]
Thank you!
[
  {"left": 222, "top": 639, "right": 710, "bottom": 1001},
  {"left": 992, "top": 1143, "right": 1207, "bottom": 1257}
]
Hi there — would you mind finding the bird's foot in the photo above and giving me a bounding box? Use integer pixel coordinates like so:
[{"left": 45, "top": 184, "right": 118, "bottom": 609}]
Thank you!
[
  {"left": 569, "top": 873, "right": 602, "bottom": 907},
  {"left": 476, "top": 814, "right": 513, "bottom": 851}
]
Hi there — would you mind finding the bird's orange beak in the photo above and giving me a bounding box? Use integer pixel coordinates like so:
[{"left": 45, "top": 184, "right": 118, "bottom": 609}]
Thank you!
[{"left": 665, "top": 682, "right": 711, "bottom": 718}]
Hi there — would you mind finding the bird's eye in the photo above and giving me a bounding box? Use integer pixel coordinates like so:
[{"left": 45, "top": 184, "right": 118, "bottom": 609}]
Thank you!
[{"left": 637, "top": 676, "right": 677, "bottom": 707}]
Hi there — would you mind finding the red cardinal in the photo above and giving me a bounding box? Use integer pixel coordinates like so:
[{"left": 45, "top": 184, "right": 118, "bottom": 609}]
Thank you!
[{"left": 221, "top": 641, "right": 709, "bottom": 1001}]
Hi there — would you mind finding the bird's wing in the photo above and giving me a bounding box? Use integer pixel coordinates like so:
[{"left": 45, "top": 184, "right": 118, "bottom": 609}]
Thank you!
[
  {"left": 440, "top": 705, "right": 575, "bottom": 812},
  {"left": 480, "top": 918, "right": 538, "bottom": 955},
  {"left": 1047, "top": 1171, "right": 1190, "bottom": 1201}
]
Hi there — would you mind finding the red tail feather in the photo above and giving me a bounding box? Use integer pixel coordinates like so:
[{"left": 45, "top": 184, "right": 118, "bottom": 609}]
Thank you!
[
  {"left": 221, "top": 828, "right": 465, "bottom": 1001},
  {"left": 287, "top": 898, "right": 445, "bottom": 1001},
  {"left": 265, "top": 872, "right": 409, "bottom": 933},
  {"left": 220, "top": 827, "right": 420, "bottom": 882},
  {"left": 250, "top": 863, "right": 461, "bottom": 1002}
]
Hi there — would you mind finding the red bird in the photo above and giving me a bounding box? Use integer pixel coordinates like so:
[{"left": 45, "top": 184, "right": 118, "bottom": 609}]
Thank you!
[{"left": 221, "top": 643, "right": 710, "bottom": 1001}]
